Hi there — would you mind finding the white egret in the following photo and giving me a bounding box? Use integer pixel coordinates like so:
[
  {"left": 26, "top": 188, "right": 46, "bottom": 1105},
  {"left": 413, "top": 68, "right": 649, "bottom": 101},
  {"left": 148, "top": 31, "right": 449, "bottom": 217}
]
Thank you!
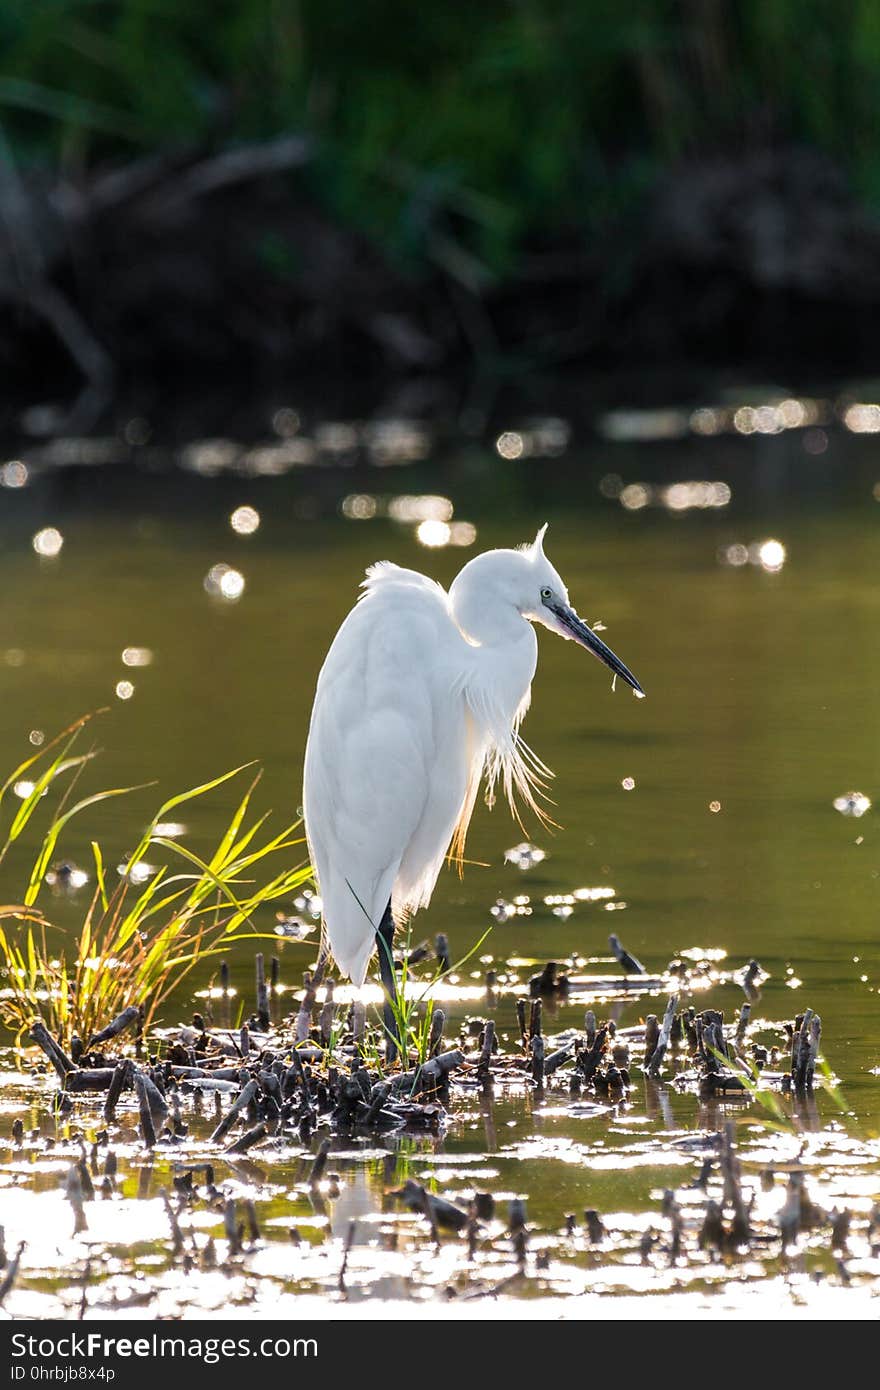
[{"left": 303, "top": 525, "right": 643, "bottom": 1054}]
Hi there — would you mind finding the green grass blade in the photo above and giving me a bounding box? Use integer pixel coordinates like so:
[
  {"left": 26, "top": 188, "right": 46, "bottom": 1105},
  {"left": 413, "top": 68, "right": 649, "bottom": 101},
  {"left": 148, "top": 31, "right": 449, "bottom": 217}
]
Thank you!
[
  {"left": 123, "top": 762, "right": 258, "bottom": 876},
  {"left": 0, "top": 713, "right": 102, "bottom": 814},
  {"left": 150, "top": 836, "right": 254, "bottom": 921},
  {"left": 25, "top": 783, "right": 150, "bottom": 907},
  {"left": 90, "top": 841, "right": 109, "bottom": 912},
  {"left": 206, "top": 775, "right": 261, "bottom": 873}
]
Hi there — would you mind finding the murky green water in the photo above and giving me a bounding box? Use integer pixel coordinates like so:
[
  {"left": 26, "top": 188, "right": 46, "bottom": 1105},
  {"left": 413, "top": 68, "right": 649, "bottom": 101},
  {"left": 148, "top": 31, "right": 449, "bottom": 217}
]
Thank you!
[{"left": 0, "top": 384, "right": 878, "bottom": 1315}]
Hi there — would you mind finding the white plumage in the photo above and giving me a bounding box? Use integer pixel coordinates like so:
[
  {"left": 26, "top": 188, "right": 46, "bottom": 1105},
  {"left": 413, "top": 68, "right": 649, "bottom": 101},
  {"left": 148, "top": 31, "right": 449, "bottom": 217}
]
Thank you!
[{"left": 303, "top": 526, "right": 643, "bottom": 986}]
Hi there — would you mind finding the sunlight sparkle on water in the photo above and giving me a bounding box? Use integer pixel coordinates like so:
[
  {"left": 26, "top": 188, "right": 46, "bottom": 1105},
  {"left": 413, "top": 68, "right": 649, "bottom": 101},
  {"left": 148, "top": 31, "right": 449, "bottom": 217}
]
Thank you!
[
  {"left": 363, "top": 420, "right": 430, "bottom": 465},
  {"left": 600, "top": 409, "right": 688, "bottom": 442},
  {"left": 181, "top": 439, "right": 240, "bottom": 476},
  {"left": 315, "top": 422, "right": 358, "bottom": 455},
  {"left": 619, "top": 480, "right": 729, "bottom": 512},
  {"left": 688, "top": 396, "right": 822, "bottom": 438},
  {"left": 204, "top": 564, "right": 246, "bottom": 601},
  {"left": 718, "top": 543, "right": 750, "bottom": 567},
  {"left": 272, "top": 408, "right": 300, "bottom": 437},
  {"left": 1, "top": 461, "right": 29, "bottom": 488},
  {"left": 32, "top": 527, "right": 63, "bottom": 558},
  {"left": 341, "top": 494, "right": 377, "bottom": 520},
  {"left": 689, "top": 408, "right": 722, "bottom": 435},
  {"left": 504, "top": 843, "right": 546, "bottom": 870},
  {"left": 496, "top": 431, "right": 525, "bottom": 459},
  {"left": 619, "top": 483, "right": 651, "bottom": 510},
  {"left": 13, "top": 780, "right": 44, "bottom": 800},
  {"left": 833, "top": 792, "right": 871, "bottom": 818},
  {"left": 721, "top": 539, "right": 787, "bottom": 572},
  {"left": 230, "top": 505, "right": 260, "bottom": 535},
  {"left": 121, "top": 646, "right": 153, "bottom": 667},
  {"left": 389, "top": 495, "right": 453, "bottom": 524},
  {"left": 491, "top": 898, "right": 533, "bottom": 921},
  {"left": 240, "top": 441, "right": 315, "bottom": 475},
  {"left": 450, "top": 521, "right": 477, "bottom": 545},
  {"left": 416, "top": 519, "right": 451, "bottom": 547},
  {"left": 293, "top": 889, "right": 322, "bottom": 920},
  {"left": 756, "top": 539, "right": 786, "bottom": 572},
  {"left": 661, "top": 481, "right": 731, "bottom": 511},
  {"left": 842, "top": 402, "right": 880, "bottom": 433},
  {"left": 117, "top": 860, "right": 157, "bottom": 885},
  {"left": 573, "top": 886, "right": 616, "bottom": 901},
  {"left": 734, "top": 405, "right": 783, "bottom": 435}
]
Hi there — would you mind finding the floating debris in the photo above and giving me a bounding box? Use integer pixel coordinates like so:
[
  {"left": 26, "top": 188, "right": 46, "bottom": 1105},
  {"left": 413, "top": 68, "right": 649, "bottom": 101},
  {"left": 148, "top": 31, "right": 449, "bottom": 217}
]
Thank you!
[
  {"left": 274, "top": 914, "right": 315, "bottom": 939},
  {"left": 44, "top": 861, "right": 89, "bottom": 893}
]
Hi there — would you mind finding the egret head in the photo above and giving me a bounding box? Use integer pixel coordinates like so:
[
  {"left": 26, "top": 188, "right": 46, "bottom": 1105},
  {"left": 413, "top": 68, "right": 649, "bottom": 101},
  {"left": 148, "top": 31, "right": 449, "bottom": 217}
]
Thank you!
[
  {"left": 452, "top": 525, "right": 644, "bottom": 695},
  {"left": 525, "top": 524, "right": 644, "bottom": 695}
]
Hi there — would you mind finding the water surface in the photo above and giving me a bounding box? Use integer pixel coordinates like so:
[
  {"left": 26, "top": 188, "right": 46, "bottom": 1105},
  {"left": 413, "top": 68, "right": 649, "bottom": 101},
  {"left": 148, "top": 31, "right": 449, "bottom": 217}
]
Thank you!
[{"left": 0, "top": 381, "right": 877, "bottom": 1313}]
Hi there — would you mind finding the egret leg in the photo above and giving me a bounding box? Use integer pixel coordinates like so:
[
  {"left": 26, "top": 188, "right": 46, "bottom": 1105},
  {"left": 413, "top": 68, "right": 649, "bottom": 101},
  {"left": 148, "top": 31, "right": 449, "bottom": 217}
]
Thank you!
[{"left": 377, "top": 900, "right": 401, "bottom": 1065}]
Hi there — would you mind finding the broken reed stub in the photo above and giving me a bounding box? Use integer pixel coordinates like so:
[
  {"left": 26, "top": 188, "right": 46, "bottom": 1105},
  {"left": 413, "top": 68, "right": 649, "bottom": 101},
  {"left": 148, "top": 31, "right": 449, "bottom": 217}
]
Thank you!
[
  {"left": 87, "top": 1004, "right": 142, "bottom": 1050},
  {"left": 209, "top": 1077, "right": 260, "bottom": 1144},
  {"left": 608, "top": 933, "right": 646, "bottom": 975},
  {"left": 134, "top": 1073, "right": 157, "bottom": 1148},
  {"left": 645, "top": 995, "right": 678, "bottom": 1078},
  {"left": 29, "top": 1021, "right": 75, "bottom": 1082},
  {"left": 224, "top": 1122, "right": 268, "bottom": 1156},
  {"left": 255, "top": 953, "right": 270, "bottom": 1032}
]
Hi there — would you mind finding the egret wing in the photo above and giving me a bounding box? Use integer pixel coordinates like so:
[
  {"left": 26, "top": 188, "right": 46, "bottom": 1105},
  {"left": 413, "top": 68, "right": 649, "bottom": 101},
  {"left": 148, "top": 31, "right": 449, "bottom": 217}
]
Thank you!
[{"left": 304, "top": 568, "right": 470, "bottom": 983}]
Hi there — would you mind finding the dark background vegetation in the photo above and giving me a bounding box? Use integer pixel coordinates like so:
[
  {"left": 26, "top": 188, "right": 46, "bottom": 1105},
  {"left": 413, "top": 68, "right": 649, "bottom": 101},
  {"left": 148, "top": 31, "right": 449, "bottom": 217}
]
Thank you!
[{"left": 3, "top": 1, "right": 880, "bottom": 395}]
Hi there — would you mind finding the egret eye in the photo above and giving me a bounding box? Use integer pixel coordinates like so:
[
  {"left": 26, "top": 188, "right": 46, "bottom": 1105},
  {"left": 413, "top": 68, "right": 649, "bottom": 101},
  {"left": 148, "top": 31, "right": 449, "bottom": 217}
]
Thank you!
[{"left": 541, "top": 587, "right": 553, "bottom": 600}]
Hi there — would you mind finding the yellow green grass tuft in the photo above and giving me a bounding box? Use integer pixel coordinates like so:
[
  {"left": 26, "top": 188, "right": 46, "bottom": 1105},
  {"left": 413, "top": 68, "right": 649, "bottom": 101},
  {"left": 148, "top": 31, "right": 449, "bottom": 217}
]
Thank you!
[{"left": 0, "top": 716, "right": 311, "bottom": 1048}]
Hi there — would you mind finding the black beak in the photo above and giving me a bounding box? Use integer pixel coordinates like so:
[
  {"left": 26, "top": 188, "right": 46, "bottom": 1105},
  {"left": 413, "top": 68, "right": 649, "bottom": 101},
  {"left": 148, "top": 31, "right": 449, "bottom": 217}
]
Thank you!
[{"left": 547, "top": 600, "right": 644, "bottom": 696}]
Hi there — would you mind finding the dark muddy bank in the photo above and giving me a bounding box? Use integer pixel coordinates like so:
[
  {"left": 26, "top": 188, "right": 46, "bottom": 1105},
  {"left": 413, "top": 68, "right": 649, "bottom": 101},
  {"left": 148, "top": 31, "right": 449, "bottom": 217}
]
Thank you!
[
  {"left": 4, "top": 143, "right": 880, "bottom": 405},
  {"left": 2, "top": 941, "right": 878, "bottom": 1320}
]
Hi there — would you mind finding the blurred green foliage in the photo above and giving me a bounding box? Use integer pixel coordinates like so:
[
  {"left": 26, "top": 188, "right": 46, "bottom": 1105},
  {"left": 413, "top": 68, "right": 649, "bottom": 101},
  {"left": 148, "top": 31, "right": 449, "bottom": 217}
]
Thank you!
[{"left": 2, "top": 1, "right": 880, "bottom": 271}]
